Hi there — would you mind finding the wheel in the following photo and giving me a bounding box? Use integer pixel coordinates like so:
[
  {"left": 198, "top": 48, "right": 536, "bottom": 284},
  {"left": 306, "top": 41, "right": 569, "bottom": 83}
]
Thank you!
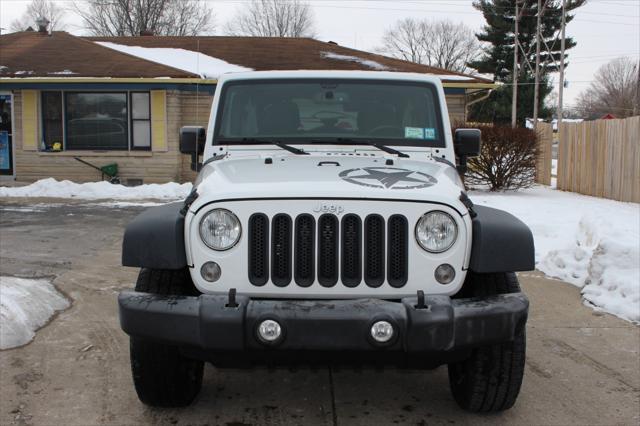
[
  {"left": 129, "top": 268, "right": 204, "bottom": 407},
  {"left": 447, "top": 272, "right": 526, "bottom": 412}
]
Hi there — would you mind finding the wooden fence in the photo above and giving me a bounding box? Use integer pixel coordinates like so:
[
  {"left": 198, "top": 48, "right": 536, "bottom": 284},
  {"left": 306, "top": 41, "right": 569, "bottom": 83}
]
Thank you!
[
  {"left": 557, "top": 116, "right": 640, "bottom": 203},
  {"left": 535, "top": 123, "right": 553, "bottom": 186}
]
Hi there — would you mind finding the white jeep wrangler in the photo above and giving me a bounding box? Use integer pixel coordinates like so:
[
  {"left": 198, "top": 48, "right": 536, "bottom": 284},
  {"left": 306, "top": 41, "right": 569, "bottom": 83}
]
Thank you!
[{"left": 119, "top": 71, "right": 534, "bottom": 412}]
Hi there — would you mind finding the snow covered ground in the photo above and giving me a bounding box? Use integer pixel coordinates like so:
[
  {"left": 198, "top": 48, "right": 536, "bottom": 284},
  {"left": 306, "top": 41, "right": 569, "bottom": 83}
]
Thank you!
[
  {"left": 0, "top": 178, "right": 192, "bottom": 200},
  {"left": 471, "top": 186, "right": 640, "bottom": 323},
  {"left": 0, "top": 277, "right": 70, "bottom": 350}
]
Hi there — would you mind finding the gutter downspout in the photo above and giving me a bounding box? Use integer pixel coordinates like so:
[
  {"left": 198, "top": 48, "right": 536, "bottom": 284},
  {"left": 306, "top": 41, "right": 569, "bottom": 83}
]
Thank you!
[{"left": 464, "top": 89, "right": 493, "bottom": 122}]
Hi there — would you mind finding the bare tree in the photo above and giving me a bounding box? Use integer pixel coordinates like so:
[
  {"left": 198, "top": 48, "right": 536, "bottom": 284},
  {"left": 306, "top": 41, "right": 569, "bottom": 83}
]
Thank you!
[
  {"left": 9, "top": 0, "right": 66, "bottom": 32},
  {"left": 575, "top": 57, "right": 640, "bottom": 119},
  {"left": 224, "top": 0, "right": 315, "bottom": 37},
  {"left": 377, "top": 18, "right": 426, "bottom": 64},
  {"left": 378, "top": 18, "right": 480, "bottom": 74},
  {"left": 74, "top": 0, "right": 214, "bottom": 36}
]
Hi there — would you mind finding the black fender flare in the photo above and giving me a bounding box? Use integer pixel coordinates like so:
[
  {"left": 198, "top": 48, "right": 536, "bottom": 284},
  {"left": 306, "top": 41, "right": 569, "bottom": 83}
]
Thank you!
[
  {"left": 469, "top": 205, "right": 535, "bottom": 273},
  {"left": 122, "top": 203, "right": 187, "bottom": 270}
]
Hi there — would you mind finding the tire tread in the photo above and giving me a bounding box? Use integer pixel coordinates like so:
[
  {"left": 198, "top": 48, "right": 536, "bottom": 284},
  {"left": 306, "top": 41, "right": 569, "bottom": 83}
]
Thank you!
[
  {"left": 130, "top": 268, "right": 204, "bottom": 407},
  {"left": 448, "top": 272, "right": 526, "bottom": 412}
]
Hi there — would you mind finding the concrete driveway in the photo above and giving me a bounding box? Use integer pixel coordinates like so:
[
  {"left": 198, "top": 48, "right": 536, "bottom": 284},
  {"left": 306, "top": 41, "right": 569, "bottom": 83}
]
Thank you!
[{"left": 0, "top": 200, "right": 638, "bottom": 426}]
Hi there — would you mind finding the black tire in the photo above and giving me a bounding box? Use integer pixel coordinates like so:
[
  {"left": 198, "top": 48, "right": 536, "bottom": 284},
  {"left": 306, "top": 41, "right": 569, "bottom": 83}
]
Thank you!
[
  {"left": 447, "top": 272, "right": 526, "bottom": 412},
  {"left": 130, "top": 268, "right": 204, "bottom": 407}
]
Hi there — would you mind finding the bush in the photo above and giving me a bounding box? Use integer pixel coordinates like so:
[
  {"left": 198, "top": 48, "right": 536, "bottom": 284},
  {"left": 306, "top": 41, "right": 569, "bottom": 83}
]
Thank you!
[{"left": 460, "top": 125, "right": 539, "bottom": 191}]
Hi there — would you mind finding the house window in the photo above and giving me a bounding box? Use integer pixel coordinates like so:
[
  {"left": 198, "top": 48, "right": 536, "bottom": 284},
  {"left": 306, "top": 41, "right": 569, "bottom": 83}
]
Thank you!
[
  {"left": 42, "top": 92, "right": 63, "bottom": 150},
  {"left": 40, "top": 91, "right": 152, "bottom": 151},
  {"left": 66, "top": 93, "right": 128, "bottom": 150},
  {"left": 131, "top": 92, "right": 151, "bottom": 149}
]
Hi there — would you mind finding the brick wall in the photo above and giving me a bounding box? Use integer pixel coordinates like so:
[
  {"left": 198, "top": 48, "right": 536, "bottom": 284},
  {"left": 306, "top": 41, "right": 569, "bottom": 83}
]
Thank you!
[
  {"left": 176, "top": 90, "right": 213, "bottom": 182},
  {"left": 11, "top": 89, "right": 209, "bottom": 184}
]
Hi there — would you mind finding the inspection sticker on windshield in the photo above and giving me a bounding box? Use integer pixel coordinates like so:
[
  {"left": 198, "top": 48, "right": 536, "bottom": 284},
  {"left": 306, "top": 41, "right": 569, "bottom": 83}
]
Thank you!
[
  {"left": 424, "top": 128, "right": 436, "bottom": 139},
  {"left": 404, "top": 127, "right": 424, "bottom": 139}
]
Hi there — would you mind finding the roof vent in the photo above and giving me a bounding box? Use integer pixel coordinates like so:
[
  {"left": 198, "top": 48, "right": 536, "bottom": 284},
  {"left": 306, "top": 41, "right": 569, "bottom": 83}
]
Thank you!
[
  {"left": 36, "top": 17, "right": 50, "bottom": 34},
  {"left": 327, "top": 41, "right": 338, "bottom": 45}
]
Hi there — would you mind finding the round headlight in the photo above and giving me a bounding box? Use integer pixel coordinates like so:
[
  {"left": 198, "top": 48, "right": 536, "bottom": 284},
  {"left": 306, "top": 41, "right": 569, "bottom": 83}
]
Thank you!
[
  {"left": 415, "top": 211, "right": 458, "bottom": 253},
  {"left": 199, "top": 209, "right": 241, "bottom": 250}
]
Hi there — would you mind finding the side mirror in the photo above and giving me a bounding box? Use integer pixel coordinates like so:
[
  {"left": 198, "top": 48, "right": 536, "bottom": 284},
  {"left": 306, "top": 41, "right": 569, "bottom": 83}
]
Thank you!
[
  {"left": 454, "top": 129, "right": 481, "bottom": 174},
  {"left": 180, "top": 126, "right": 206, "bottom": 172},
  {"left": 454, "top": 128, "right": 481, "bottom": 157},
  {"left": 179, "top": 126, "right": 206, "bottom": 155}
]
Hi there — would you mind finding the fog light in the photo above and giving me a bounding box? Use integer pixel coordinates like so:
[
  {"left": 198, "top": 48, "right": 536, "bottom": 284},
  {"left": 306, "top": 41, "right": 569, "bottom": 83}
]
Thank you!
[
  {"left": 257, "top": 319, "right": 282, "bottom": 343},
  {"left": 435, "top": 264, "right": 455, "bottom": 284},
  {"left": 201, "top": 261, "right": 221, "bottom": 282},
  {"left": 370, "top": 321, "right": 394, "bottom": 343}
]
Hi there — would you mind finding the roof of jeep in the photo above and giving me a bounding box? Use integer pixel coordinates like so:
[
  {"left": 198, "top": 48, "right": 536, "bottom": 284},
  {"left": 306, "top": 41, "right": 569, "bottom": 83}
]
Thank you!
[{"left": 217, "top": 70, "right": 447, "bottom": 85}]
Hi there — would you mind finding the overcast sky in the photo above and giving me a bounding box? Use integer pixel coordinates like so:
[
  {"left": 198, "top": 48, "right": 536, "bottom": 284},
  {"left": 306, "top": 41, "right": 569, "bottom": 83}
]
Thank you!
[{"left": 1, "top": 0, "right": 638, "bottom": 106}]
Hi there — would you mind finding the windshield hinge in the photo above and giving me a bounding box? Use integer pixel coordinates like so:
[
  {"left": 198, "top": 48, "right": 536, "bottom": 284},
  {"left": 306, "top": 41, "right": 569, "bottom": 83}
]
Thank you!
[
  {"left": 459, "top": 191, "right": 477, "bottom": 218},
  {"left": 181, "top": 187, "right": 199, "bottom": 215}
]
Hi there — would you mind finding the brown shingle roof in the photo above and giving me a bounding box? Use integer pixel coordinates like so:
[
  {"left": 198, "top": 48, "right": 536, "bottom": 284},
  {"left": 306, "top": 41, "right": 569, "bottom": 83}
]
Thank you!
[
  {"left": 0, "top": 31, "right": 196, "bottom": 78},
  {"left": 87, "top": 36, "right": 492, "bottom": 84},
  {"left": 0, "top": 31, "right": 492, "bottom": 85}
]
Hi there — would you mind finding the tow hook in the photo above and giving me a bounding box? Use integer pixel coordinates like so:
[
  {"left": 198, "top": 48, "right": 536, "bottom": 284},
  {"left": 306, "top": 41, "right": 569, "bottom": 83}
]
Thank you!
[
  {"left": 415, "top": 290, "right": 428, "bottom": 310},
  {"left": 226, "top": 288, "right": 239, "bottom": 308}
]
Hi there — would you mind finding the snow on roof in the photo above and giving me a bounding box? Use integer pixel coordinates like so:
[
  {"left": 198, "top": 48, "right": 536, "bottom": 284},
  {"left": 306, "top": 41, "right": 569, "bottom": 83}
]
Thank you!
[
  {"left": 48, "top": 69, "right": 77, "bottom": 75},
  {"left": 321, "top": 51, "right": 389, "bottom": 70},
  {"left": 95, "top": 41, "right": 253, "bottom": 79},
  {"left": 428, "top": 74, "right": 475, "bottom": 81},
  {"left": 320, "top": 51, "right": 476, "bottom": 81}
]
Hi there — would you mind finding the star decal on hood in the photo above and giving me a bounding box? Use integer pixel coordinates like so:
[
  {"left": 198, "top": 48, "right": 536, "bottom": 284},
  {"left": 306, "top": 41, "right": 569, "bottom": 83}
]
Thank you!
[{"left": 339, "top": 167, "right": 437, "bottom": 189}]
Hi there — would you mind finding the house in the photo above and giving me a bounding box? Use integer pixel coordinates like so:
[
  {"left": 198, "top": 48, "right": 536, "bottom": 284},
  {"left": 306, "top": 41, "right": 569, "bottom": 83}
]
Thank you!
[
  {"left": 0, "top": 29, "right": 495, "bottom": 184},
  {"left": 599, "top": 113, "right": 617, "bottom": 120}
]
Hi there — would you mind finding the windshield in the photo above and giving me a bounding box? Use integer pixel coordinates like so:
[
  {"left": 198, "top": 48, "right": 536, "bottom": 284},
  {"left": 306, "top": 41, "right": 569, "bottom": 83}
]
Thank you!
[{"left": 214, "top": 79, "right": 445, "bottom": 147}]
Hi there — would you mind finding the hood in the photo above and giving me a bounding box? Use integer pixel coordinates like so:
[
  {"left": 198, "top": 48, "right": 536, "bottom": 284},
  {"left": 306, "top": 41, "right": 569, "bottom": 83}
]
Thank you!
[{"left": 190, "top": 152, "right": 467, "bottom": 213}]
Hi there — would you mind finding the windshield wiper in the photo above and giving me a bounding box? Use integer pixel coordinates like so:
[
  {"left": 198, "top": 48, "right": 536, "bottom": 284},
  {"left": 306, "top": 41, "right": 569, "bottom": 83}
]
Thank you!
[
  {"left": 331, "top": 138, "right": 410, "bottom": 158},
  {"left": 216, "top": 138, "right": 309, "bottom": 155}
]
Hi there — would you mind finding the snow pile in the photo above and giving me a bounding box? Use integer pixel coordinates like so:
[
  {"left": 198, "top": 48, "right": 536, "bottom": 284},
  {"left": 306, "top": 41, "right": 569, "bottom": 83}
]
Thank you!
[
  {"left": 471, "top": 187, "right": 640, "bottom": 323},
  {"left": 321, "top": 52, "right": 389, "bottom": 70},
  {"left": 0, "top": 178, "right": 192, "bottom": 200},
  {"left": 0, "top": 277, "right": 70, "bottom": 349},
  {"left": 96, "top": 42, "right": 252, "bottom": 79}
]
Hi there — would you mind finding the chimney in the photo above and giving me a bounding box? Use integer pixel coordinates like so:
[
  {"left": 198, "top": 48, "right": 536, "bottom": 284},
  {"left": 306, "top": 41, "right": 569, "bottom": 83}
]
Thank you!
[
  {"left": 36, "top": 17, "right": 50, "bottom": 34},
  {"left": 140, "top": 30, "right": 154, "bottom": 36}
]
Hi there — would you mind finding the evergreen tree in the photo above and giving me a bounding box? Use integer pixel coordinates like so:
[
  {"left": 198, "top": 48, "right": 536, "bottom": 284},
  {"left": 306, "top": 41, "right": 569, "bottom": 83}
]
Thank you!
[{"left": 468, "top": 0, "right": 585, "bottom": 125}]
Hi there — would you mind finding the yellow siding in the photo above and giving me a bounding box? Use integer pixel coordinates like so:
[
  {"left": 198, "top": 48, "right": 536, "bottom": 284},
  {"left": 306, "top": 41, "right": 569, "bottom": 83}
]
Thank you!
[
  {"left": 21, "top": 90, "right": 38, "bottom": 151},
  {"left": 151, "top": 90, "right": 167, "bottom": 152}
]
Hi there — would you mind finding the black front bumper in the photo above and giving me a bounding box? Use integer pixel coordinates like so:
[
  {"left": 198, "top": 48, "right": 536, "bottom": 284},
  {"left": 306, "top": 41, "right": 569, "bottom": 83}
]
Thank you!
[{"left": 118, "top": 291, "right": 528, "bottom": 357}]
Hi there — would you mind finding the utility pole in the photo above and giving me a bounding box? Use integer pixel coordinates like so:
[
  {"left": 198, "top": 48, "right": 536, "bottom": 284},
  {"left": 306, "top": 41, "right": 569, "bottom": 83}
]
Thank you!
[
  {"left": 533, "top": 0, "right": 543, "bottom": 130},
  {"left": 634, "top": 59, "right": 640, "bottom": 116},
  {"left": 511, "top": 1, "right": 521, "bottom": 128},
  {"left": 557, "top": 0, "right": 567, "bottom": 125}
]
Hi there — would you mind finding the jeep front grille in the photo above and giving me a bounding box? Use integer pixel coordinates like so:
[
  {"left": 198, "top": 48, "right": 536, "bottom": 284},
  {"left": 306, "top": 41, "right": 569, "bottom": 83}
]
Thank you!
[{"left": 248, "top": 213, "right": 408, "bottom": 288}]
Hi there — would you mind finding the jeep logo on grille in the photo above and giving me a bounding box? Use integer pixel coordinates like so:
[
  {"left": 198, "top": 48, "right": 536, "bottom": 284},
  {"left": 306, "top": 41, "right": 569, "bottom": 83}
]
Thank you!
[
  {"left": 339, "top": 167, "right": 437, "bottom": 189},
  {"left": 313, "top": 202, "right": 345, "bottom": 215}
]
